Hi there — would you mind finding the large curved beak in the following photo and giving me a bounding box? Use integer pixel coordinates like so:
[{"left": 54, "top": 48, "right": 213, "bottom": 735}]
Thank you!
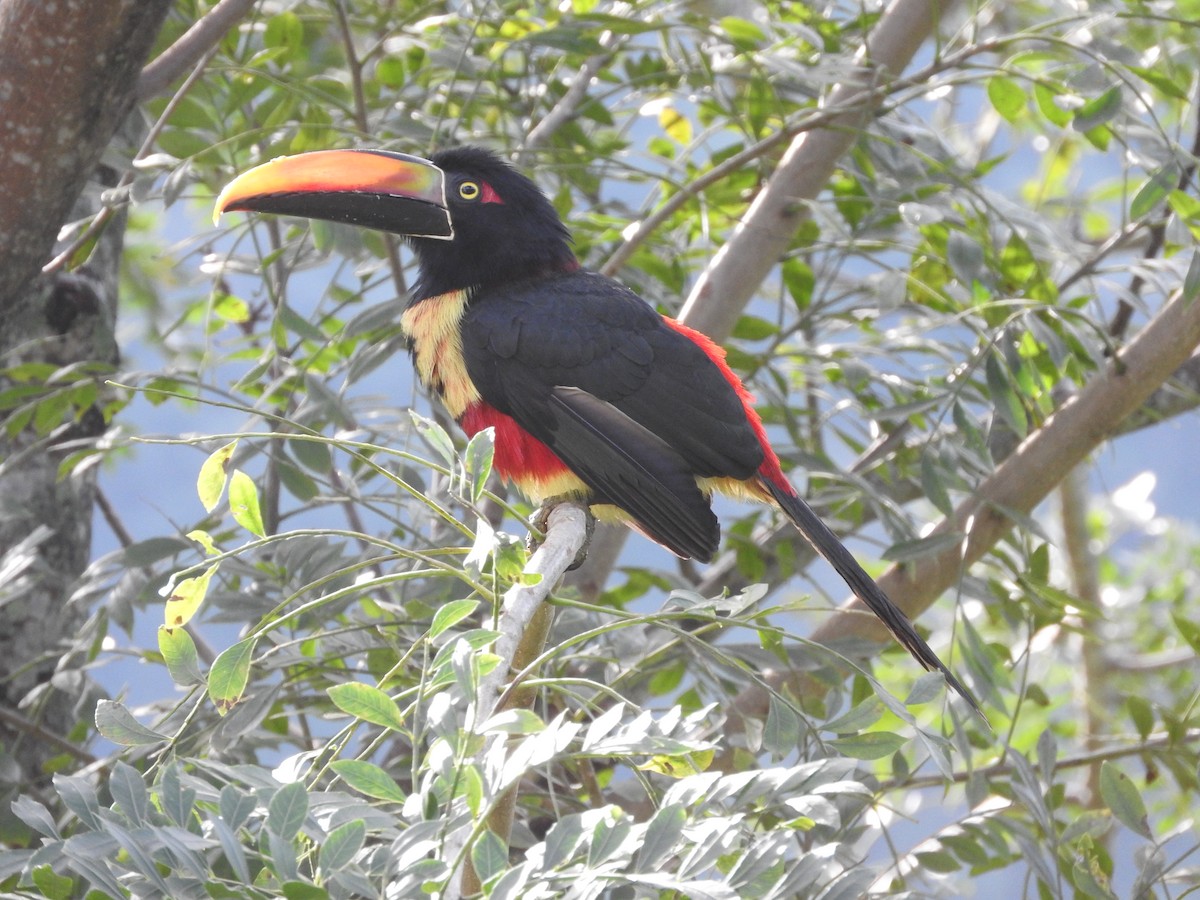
[{"left": 214, "top": 149, "right": 453, "bottom": 239}]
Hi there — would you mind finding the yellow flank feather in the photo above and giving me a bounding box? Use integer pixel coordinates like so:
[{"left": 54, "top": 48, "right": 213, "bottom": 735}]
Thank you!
[
  {"left": 508, "top": 469, "right": 590, "bottom": 505},
  {"left": 400, "top": 289, "right": 481, "bottom": 417}
]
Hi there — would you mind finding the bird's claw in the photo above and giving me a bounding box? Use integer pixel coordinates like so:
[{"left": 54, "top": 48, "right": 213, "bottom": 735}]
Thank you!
[{"left": 529, "top": 497, "right": 595, "bottom": 570}]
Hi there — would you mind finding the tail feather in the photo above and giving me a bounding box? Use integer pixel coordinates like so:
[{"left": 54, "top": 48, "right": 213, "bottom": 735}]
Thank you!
[{"left": 763, "top": 479, "right": 982, "bottom": 716}]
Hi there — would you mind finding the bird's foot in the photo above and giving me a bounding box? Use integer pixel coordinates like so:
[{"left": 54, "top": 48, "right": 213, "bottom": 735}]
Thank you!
[{"left": 529, "top": 496, "right": 595, "bottom": 570}]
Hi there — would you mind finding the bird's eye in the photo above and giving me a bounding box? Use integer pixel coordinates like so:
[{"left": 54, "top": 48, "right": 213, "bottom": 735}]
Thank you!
[{"left": 458, "top": 181, "right": 481, "bottom": 201}]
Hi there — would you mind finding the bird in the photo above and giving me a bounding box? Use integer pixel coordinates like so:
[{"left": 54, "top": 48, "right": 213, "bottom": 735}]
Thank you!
[{"left": 215, "top": 145, "right": 979, "bottom": 712}]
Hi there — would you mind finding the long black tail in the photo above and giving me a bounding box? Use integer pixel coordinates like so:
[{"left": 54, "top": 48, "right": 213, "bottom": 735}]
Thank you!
[{"left": 765, "top": 480, "right": 982, "bottom": 715}]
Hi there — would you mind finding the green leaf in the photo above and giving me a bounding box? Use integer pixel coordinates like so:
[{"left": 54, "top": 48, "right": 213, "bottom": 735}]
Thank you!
[
  {"left": 229, "top": 469, "right": 266, "bottom": 538},
  {"left": 31, "top": 865, "right": 75, "bottom": 900},
  {"left": 187, "top": 528, "right": 219, "bottom": 556},
  {"left": 1072, "top": 85, "right": 1121, "bottom": 131},
  {"left": 319, "top": 818, "right": 366, "bottom": 872},
  {"left": 109, "top": 761, "right": 150, "bottom": 825},
  {"left": 828, "top": 730, "right": 907, "bottom": 760},
  {"left": 430, "top": 599, "right": 479, "bottom": 639},
  {"left": 209, "top": 637, "right": 257, "bottom": 713},
  {"left": 823, "top": 697, "right": 884, "bottom": 734},
  {"left": 1099, "top": 761, "right": 1150, "bottom": 837},
  {"left": 411, "top": 410, "right": 456, "bottom": 467},
  {"left": 915, "top": 850, "right": 961, "bottom": 874},
  {"left": 471, "top": 829, "right": 509, "bottom": 884},
  {"left": 987, "top": 76, "right": 1027, "bottom": 122},
  {"left": 1184, "top": 250, "right": 1200, "bottom": 303},
  {"left": 1033, "top": 82, "right": 1072, "bottom": 127},
  {"left": 1126, "top": 696, "right": 1154, "bottom": 741},
  {"left": 1128, "top": 64, "right": 1190, "bottom": 101},
  {"left": 636, "top": 804, "right": 686, "bottom": 872},
  {"left": 163, "top": 562, "right": 220, "bottom": 628},
  {"left": 94, "top": 699, "right": 168, "bottom": 746},
  {"left": 589, "top": 810, "right": 632, "bottom": 866},
  {"left": 985, "top": 351, "right": 1027, "bottom": 436},
  {"left": 158, "top": 624, "right": 205, "bottom": 686},
  {"left": 882, "top": 531, "right": 965, "bottom": 563},
  {"left": 330, "top": 760, "right": 407, "bottom": 802},
  {"left": 376, "top": 56, "right": 406, "bottom": 87},
  {"left": 264, "top": 10, "right": 305, "bottom": 53},
  {"left": 920, "top": 454, "right": 953, "bottom": 515},
  {"left": 212, "top": 292, "right": 251, "bottom": 324},
  {"left": 720, "top": 16, "right": 765, "bottom": 46},
  {"left": 197, "top": 440, "right": 237, "bottom": 512},
  {"left": 731, "top": 314, "right": 778, "bottom": 341},
  {"left": 764, "top": 695, "right": 801, "bottom": 755},
  {"left": 281, "top": 882, "right": 329, "bottom": 900},
  {"left": 1171, "top": 612, "right": 1200, "bottom": 654},
  {"left": 1131, "top": 169, "right": 1175, "bottom": 221},
  {"left": 463, "top": 428, "right": 494, "bottom": 503},
  {"left": 289, "top": 437, "right": 332, "bottom": 473},
  {"left": 268, "top": 781, "right": 309, "bottom": 840},
  {"left": 327, "top": 682, "right": 405, "bottom": 731}
]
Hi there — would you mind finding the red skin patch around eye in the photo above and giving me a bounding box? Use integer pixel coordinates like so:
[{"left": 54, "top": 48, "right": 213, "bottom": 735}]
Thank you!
[{"left": 480, "top": 182, "right": 504, "bottom": 204}]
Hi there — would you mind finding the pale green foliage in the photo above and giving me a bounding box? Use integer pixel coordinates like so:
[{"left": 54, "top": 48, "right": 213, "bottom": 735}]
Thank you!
[{"left": 4, "top": 0, "right": 1200, "bottom": 897}]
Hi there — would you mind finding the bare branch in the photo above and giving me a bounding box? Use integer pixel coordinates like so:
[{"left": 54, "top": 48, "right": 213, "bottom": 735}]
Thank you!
[
  {"left": 520, "top": 31, "right": 621, "bottom": 162},
  {"left": 811, "top": 283, "right": 1200, "bottom": 655},
  {"left": 442, "top": 502, "right": 589, "bottom": 900},
  {"left": 679, "top": 0, "right": 956, "bottom": 340},
  {"left": 136, "top": 0, "right": 258, "bottom": 99}
]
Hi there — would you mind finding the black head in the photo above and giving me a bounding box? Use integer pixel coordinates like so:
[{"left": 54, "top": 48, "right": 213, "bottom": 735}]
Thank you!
[
  {"left": 410, "top": 147, "right": 577, "bottom": 300},
  {"left": 215, "top": 145, "right": 577, "bottom": 300}
]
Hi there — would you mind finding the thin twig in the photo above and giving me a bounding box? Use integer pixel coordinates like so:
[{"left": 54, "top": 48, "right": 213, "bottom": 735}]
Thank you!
[{"left": 0, "top": 706, "right": 98, "bottom": 764}]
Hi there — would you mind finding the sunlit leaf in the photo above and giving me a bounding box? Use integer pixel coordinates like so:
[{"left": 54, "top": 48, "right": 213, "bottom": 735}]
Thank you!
[
  {"left": 987, "top": 76, "right": 1027, "bottom": 122},
  {"left": 197, "top": 440, "right": 237, "bottom": 512},
  {"left": 209, "top": 637, "right": 257, "bottom": 713},
  {"left": 228, "top": 469, "right": 266, "bottom": 537},
  {"left": 327, "top": 682, "right": 405, "bottom": 731},
  {"left": 657, "top": 102, "right": 692, "bottom": 145},
  {"left": 330, "top": 760, "right": 407, "bottom": 802},
  {"left": 158, "top": 624, "right": 204, "bottom": 686},
  {"left": 163, "top": 562, "right": 220, "bottom": 628},
  {"left": 430, "top": 598, "right": 480, "bottom": 639}
]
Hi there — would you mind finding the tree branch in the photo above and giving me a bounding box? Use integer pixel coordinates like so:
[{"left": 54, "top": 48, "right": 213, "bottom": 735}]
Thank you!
[
  {"left": 443, "top": 502, "right": 589, "bottom": 900},
  {"left": 519, "top": 31, "right": 620, "bottom": 163},
  {"left": 679, "top": 0, "right": 954, "bottom": 340},
  {"left": 136, "top": 0, "right": 258, "bottom": 98},
  {"left": 811, "top": 283, "right": 1200, "bottom": 660}
]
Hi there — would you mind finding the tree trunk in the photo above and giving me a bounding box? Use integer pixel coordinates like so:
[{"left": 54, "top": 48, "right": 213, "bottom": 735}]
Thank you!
[{"left": 0, "top": 0, "right": 171, "bottom": 788}]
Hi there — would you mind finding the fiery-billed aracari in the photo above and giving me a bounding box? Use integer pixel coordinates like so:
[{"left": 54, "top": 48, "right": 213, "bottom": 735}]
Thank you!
[{"left": 215, "top": 146, "right": 977, "bottom": 709}]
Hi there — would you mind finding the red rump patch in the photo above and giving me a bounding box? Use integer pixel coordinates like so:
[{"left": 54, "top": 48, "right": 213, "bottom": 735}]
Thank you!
[
  {"left": 480, "top": 182, "right": 504, "bottom": 205},
  {"left": 661, "top": 317, "right": 791, "bottom": 492},
  {"left": 460, "top": 401, "right": 569, "bottom": 482}
]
